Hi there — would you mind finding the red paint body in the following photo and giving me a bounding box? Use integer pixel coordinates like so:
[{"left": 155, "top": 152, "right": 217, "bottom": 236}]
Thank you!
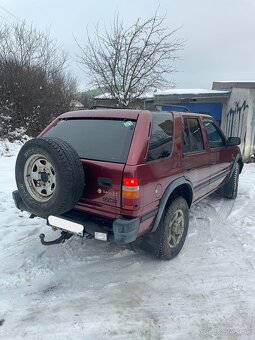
[{"left": 40, "top": 109, "right": 241, "bottom": 237}]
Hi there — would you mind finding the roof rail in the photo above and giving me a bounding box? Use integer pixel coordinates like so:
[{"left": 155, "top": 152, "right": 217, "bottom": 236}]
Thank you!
[
  {"left": 158, "top": 104, "right": 191, "bottom": 112},
  {"left": 90, "top": 105, "right": 128, "bottom": 110}
]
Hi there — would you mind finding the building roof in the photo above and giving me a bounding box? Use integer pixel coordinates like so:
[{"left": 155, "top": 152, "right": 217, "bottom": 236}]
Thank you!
[
  {"left": 213, "top": 81, "right": 255, "bottom": 90},
  {"left": 94, "top": 92, "right": 113, "bottom": 99},
  {"left": 95, "top": 88, "right": 230, "bottom": 101},
  {"left": 70, "top": 100, "right": 84, "bottom": 108},
  {"left": 94, "top": 92, "right": 155, "bottom": 100},
  {"left": 154, "top": 88, "right": 230, "bottom": 106},
  {"left": 155, "top": 88, "right": 230, "bottom": 96}
]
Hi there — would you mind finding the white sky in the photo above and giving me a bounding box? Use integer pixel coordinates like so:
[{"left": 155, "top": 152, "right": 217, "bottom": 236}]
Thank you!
[{"left": 0, "top": 0, "right": 255, "bottom": 90}]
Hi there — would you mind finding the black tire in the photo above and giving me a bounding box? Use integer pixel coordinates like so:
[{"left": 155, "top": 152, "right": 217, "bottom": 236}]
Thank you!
[
  {"left": 139, "top": 197, "right": 189, "bottom": 260},
  {"left": 15, "top": 137, "right": 85, "bottom": 217},
  {"left": 223, "top": 163, "right": 240, "bottom": 199}
]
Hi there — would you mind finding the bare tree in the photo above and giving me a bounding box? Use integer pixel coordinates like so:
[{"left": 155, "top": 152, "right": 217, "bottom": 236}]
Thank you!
[
  {"left": 77, "top": 13, "right": 184, "bottom": 107},
  {"left": 74, "top": 91, "right": 95, "bottom": 109},
  {"left": 0, "top": 21, "right": 76, "bottom": 137}
]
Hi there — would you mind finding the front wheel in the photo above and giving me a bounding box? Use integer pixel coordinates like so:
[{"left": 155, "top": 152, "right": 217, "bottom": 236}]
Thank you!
[{"left": 223, "top": 163, "right": 240, "bottom": 199}]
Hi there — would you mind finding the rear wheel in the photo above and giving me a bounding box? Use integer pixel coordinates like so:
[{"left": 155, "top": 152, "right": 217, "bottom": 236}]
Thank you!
[
  {"left": 138, "top": 197, "right": 189, "bottom": 260},
  {"left": 157, "top": 197, "right": 189, "bottom": 260}
]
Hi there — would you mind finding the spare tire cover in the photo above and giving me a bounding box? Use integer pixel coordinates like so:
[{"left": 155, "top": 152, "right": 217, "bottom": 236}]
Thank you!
[{"left": 15, "top": 137, "right": 85, "bottom": 217}]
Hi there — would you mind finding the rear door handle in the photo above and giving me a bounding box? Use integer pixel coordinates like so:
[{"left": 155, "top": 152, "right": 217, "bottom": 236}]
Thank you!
[
  {"left": 186, "top": 164, "right": 192, "bottom": 172},
  {"left": 97, "top": 177, "right": 112, "bottom": 187}
]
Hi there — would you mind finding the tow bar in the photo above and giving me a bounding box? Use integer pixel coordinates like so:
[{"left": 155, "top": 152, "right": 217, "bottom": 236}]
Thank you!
[{"left": 39, "top": 231, "right": 73, "bottom": 246}]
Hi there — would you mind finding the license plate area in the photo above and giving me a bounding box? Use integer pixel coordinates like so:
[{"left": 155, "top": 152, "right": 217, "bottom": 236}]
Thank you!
[{"left": 48, "top": 216, "right": 84, "bottom": 236}]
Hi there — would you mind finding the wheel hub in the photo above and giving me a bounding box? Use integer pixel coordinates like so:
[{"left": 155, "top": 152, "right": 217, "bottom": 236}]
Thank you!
[
  {"left": 24, "top": 154, "right": 56, "bottom": 202},
  {"left": 40, "top": 172, "right": 49, "bottom": 183},
  {"left": 168, "top": 209, "right": 185, "bottom": 248}
]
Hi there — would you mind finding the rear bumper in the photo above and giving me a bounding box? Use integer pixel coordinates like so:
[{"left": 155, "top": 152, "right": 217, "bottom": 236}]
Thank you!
[
  {"left": 12, "top": 190, "right": 142, "bottom": 244},
  {"left": 60, "top": 209, "right": 140, "bottom": 244}
]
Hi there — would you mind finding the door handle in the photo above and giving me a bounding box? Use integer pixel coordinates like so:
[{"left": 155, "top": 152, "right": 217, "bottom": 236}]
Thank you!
[
  {"left": 186, "top": 164, "right": 192, "bottom": 172},
  {"left": 211, "top": 158, "right": 216, "bottom": 165},
  {"left": 97, "top": 177, "right": 112, "bottom": 187}
]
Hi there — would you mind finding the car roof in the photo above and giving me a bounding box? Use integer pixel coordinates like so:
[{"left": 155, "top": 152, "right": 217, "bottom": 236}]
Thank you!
[
  {"left": 172, "top": 111, "right": 213, "bottom": 120},
  {"left": 59, "top": 109, "right": 144, "bottom": 120},
  {"left": 151, "top": 111, "right": 213, "bottom": 120},
  {"left": 59, "top": 109, "right": 213, "bottom": 121}
]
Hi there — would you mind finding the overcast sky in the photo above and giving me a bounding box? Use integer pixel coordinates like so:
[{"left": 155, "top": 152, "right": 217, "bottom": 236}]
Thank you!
[{"left": 0, "top": 0, "right": 255, "bottom": 90}]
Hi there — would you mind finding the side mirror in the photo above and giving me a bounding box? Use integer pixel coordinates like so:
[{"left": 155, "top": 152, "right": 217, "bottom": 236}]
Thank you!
[{"left": 227, "top": 137, "right": 241, "bottom": 146}]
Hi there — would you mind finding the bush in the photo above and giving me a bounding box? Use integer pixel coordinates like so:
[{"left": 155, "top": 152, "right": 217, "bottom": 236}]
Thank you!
[{"left": 0, "top": 21, "right": 77, "bottom": 138}]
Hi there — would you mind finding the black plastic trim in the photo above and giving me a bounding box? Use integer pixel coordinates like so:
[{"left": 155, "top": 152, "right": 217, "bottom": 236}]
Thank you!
[
  {"left": 209, "top": 169, "right": 229, "bottom": 184},
  {"left": 151, "top": 177, "right": 193, "bottom": 232},
  {"left": 113, "top": 218, "right": 140, "bottom": 244},
  {"left": 140, "top": 209, "right": 158, "bottom": 223},
  {"left": 229, "top": 154, "right": 243, "bottom": 177},
  {"left": 193, "top": 179, "right": 209, "bottom": 193}
]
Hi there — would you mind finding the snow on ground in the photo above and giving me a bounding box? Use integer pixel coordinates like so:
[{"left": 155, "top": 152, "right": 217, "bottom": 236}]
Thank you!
[{"left": 0, "top": 144, "right": 255, "bottom": 339}]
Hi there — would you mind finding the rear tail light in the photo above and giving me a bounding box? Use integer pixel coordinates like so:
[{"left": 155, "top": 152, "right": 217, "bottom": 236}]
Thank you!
[
  {"left": 123, "top": 178, "right": 139, "bottom": 187},
  {"left": 122, "top": 177, "right": 139, "bottom": 210}
]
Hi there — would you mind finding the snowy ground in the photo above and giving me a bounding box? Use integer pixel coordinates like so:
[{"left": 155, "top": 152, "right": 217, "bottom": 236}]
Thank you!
[{"left": 0, "top": 145, "right": 255, "bottom": 339}]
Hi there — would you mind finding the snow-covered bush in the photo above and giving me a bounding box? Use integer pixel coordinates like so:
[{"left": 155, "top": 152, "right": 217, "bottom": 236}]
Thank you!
[
  {"left": 0, "top": 137, "right": 29, "bottom": 157},
  {"left": 0, "top": 21, "right": 76, "bottom": 138},
  {"left": 0, "top": 110, "right": 30, "bottom": 156}
]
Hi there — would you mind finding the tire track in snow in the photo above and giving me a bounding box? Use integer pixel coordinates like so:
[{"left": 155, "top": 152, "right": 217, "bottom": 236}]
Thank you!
[
  {"left": 0, "top": 236, "right": 38, "bottom": 259},
  {"left": 189, "top": 194, "right": 254, "bottom": 270},
  {"left": 190, "top": 196, "right": 235, "bottom": 245}
]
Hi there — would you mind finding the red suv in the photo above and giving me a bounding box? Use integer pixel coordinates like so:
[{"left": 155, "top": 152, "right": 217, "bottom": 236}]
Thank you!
[{"left": 13, "top": 109, "right": 243, "bottom": 260}]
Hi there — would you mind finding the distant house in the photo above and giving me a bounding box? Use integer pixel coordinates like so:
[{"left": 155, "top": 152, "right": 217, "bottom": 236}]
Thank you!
[
  {"left": 94, "top": 92, "right": 155, "bottom": 110},
  {"left": 70, "top": 100, "right": 84, "bottom": 111}
]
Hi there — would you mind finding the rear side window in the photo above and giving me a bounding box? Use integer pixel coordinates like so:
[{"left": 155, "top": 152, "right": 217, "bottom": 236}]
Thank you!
[
  {"left": 147, "top": 113, "right": 173, "bottom": 161},
  {"left": 183, "top": 118, "right": 204, "bottom": 153},
  {"left": 45, "top": 118, "right": 136, "bottom": 163}
]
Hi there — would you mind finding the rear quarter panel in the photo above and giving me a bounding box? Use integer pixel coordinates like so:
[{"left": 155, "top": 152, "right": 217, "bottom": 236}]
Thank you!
[{"left": 127, "top": 113, "right": 183, "bottom": 215}]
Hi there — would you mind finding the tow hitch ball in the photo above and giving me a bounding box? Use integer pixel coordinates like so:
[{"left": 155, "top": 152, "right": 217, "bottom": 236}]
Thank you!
[{"left": 39, "top": 231, "right": 73, "bottom": 246}]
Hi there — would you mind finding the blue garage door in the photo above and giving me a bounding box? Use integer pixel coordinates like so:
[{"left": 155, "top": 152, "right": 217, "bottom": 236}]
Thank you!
[{"left": 162, "top": 103, "right": 223, "bottom": 125}]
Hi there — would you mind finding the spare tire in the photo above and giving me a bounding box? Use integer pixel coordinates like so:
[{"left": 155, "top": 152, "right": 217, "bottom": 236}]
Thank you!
[{"left": 15, "top": 137, "right": 85, "bottom": 217}]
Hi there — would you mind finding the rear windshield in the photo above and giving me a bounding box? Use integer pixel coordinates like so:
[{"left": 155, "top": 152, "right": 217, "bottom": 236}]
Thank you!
[{"left": 45, "top": 118, "right": 136, "bottom": 163}]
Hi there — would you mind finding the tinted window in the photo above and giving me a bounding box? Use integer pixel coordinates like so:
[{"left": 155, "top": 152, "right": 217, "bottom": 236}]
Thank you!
[
  {"left": 205, "top": 121, "right": 225, "bottom": 148},
  {"left": 147, "top": 113, "right": 173, "bottom": 161},
  {"left": 183, "top": 119, "right": 191, "bottom": 153},
  {"left": 45, "top": 118, "right": 136, "bottom": 163},
  {"left": 183, "top": 118, "right": 204, "bottom": 153}
]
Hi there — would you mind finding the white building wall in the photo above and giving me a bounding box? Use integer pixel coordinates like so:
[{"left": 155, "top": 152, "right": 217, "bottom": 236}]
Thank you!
[{"left": 221, "top": 88, "right": 255, "bottom": 162}]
